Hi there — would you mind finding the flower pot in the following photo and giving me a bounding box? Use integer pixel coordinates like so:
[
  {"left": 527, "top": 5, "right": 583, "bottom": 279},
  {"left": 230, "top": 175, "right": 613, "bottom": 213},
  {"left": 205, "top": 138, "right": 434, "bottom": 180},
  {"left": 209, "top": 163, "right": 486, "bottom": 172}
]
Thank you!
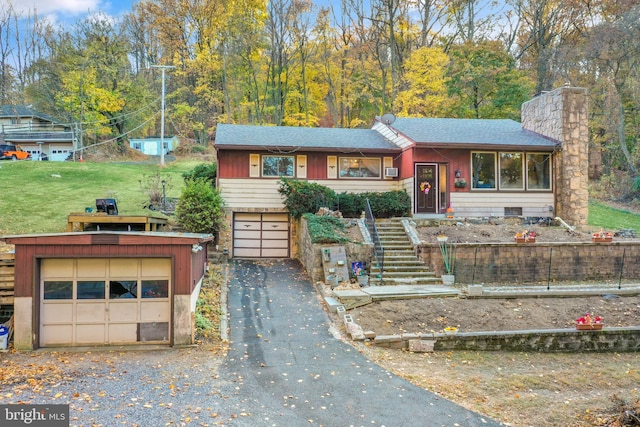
[
  {"left": 514, "top": 237, "right": 536, "bottom": 244},
  {"left": 592, "top": 237, "right": 612, "bottom": 243},
  {"left": 441, "top": 274, "right": 455, "bottom": 285},
  {"left": 576, "top": 323, "right": 603, "bottom": 330}
]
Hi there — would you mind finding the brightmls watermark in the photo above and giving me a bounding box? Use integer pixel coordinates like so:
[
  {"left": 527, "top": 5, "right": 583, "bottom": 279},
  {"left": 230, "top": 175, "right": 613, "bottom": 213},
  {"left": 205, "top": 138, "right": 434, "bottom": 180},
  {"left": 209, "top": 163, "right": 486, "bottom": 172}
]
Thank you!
[{"left": 1, "top": 404, "right": 68, "bottom": 426}]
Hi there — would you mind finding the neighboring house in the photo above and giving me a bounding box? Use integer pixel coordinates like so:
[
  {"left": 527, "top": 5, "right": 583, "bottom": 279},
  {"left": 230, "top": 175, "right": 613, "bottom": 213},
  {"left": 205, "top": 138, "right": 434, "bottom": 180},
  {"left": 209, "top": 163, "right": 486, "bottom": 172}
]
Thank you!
[
  {"left": 1, "top": 231, "right": 214, "bottom": 350},
  {"left": 0, "top": 105, "right": 75, "bottom": 161},
  {"left": 129, "top": 136, "right": 179, "bottom": 156},
  {"left": 215, "top": 86, "right": 588, "bottom": 259}
]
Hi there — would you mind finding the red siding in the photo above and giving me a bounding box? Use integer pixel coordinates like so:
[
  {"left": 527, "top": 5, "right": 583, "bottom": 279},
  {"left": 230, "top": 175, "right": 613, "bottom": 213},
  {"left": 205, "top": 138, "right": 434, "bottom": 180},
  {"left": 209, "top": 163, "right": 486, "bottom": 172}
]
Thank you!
[
  {"left": 7, "top": 233, "right": 213, "bottom": 298},
  {"left": 217, "top": 150, "right": 249, "bottom": 178},
  {"left": 306, "top": 152, "right": 327, "bottom": 179}
]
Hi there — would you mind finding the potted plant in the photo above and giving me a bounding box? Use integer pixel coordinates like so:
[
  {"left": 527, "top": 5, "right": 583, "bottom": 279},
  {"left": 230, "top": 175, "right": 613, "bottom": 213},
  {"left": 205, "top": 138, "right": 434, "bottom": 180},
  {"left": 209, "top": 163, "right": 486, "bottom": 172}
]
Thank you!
[
  {"left": 437, "top": 235, "right": 455, "bottom": 285},
  {"left": 454, "top": 178, "right": 467, "bottom": 188},
  {"left": 514, "top": 230, "right": 536, "bottom": 243},
  {"left": 575, "top": 313, "right": 604, "bottom": 330}
]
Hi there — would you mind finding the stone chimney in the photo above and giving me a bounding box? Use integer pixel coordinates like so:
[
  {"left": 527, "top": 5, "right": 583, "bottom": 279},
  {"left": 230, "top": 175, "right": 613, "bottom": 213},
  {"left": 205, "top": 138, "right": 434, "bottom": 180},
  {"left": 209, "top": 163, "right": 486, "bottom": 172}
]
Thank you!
[{"left": 521, "top": 87, "right": 589, "bottom": 226}]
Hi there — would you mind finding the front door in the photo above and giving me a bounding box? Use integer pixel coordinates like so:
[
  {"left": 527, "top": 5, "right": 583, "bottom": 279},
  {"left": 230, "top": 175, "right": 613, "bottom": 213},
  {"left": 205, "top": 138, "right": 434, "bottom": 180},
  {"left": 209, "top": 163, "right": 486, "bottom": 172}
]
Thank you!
[{"left": 416, "top": 164, "right": 438, "bottom": 214}]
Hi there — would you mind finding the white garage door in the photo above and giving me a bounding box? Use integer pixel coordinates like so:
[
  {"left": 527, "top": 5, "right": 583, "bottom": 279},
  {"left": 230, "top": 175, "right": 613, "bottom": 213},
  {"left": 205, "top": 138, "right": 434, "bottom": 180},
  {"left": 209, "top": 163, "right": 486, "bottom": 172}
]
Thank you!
[
  {"left": 40, "top": 258, "right": 171, "bottom": 347},
  {"left": 233, "top": 212, "right": 290, "bottom": 258}
]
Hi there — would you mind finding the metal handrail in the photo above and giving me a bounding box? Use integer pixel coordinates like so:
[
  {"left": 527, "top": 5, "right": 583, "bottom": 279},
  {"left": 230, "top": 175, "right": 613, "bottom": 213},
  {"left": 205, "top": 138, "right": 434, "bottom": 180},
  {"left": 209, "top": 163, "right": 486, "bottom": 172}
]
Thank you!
[{"left": 364, "top": 198, "right": 384, "bottom": 281}]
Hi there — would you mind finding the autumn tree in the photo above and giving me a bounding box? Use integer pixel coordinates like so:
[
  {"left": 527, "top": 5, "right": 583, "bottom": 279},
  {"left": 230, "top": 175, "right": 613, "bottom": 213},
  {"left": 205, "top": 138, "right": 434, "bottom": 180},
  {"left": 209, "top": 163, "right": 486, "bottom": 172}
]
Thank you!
[
  {"left": 396, "top": 46, "right": 449, "bottom": 117},
  {"left": 446, "top": 41, "right": 534, "bottom": 119}
]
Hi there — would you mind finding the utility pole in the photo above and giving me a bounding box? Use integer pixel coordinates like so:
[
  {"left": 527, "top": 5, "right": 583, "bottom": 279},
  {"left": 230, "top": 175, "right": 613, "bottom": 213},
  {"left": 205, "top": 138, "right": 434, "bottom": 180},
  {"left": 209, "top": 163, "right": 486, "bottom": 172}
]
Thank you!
[{"left": 151, "top": 65, "right": 175, "bottom": 166}]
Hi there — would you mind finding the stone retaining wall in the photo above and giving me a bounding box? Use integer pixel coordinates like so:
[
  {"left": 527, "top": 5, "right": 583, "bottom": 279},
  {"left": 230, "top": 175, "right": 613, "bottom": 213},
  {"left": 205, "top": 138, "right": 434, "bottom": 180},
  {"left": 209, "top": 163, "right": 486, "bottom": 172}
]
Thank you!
[
  {"left": 418, "top": 241, "right": 640, "bottom": 284},
  {"left": 372, "top": 327, "right": 640, "bottom": 353},
  {"left": 297, "top": 217, "right": 373, "bottom": 283}
]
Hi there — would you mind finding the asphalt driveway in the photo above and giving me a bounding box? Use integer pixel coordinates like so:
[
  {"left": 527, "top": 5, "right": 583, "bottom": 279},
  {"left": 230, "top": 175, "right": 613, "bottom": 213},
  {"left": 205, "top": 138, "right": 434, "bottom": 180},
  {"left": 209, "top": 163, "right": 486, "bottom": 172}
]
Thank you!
[{"left": 220, "top": 259, "right": 501, "bottom": 426}]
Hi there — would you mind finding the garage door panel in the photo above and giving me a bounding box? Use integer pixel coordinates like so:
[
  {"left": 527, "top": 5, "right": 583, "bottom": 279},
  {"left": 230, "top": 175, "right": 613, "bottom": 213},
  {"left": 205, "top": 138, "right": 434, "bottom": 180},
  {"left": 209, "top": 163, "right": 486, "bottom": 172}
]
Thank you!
[
  {"left": 109, "top": 302, "right": 139, "bottom": 321},
  {"left": 262, "top": 248, "right": 289, "bottom": 257},
  {"left": 108, "top": 324, "right": 138, "bottom": 343},
  {"left": 141, "top": 301, "right": 170, "bottom": 322},
  {"left": 234, "top": 221, "right": 261, "bottom": 231},
  {"left": 234, "top": 230, "right": 261, "bottom": 239},
  {"left": 234, "top": 213, "right": 262, "bottom": 221},
  {"left": 234, "top": 239, "right": 261, "bottom": 248},
  {"left": 76, "top": 303, "right": 105, "bottom": 322},
  {"left": 76, "top": 324, "right": 105, "bottom": 343},
  {"left": 234, "top": 248, "right": 262, "bottom": 257},
  {"left": 77, "top": 259, "right": 108, "bottom": 277},
  {"left": 42, "top": 303, "right": 73, "bottom": 323},
  {"left": 40, "top": 325, "right": 73, "bottom": 346},
  {"left": 109, "top": 259, "right": 138, "bottom": 277},
  {"left": 262, "top": 222, "right": 288, "bottom": 231},
  {"left": 141, "top": 259, "right": 170, "bottom": 276},
  {"left": 262, "top": 240, "right": 289, "bottom": 248},
  {"left": 262, "top": 230, "right": 289, "bottom": 239},
  {"left": 41, "top": 259, "right": 74, "bottom": 278}
]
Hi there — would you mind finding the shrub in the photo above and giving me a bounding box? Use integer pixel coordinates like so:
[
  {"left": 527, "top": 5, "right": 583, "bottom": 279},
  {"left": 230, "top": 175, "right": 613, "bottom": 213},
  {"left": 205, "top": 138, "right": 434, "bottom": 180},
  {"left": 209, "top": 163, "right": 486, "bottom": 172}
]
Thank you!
[
  {"left": 304, "top": 214, "right": 351, "bottom": 244},
  {"left": 182, "top": 163, "right": 217, "bottom": 187},
  {"left": 336, "top": 190, "right": 411, "bottom": 218},
  {"left": 278, "top": 178, "right": 337, "bottom": 219},
  {"left": 175, "top": 178, "right": 225, "bottom": 235}
]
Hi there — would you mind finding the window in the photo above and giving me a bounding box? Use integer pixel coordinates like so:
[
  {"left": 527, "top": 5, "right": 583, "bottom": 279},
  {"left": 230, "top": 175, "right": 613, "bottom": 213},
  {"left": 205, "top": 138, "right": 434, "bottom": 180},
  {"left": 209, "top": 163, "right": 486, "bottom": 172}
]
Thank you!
[
  {"left": 109, "top": 280, "right": 138, "bottom": 298},
  {"left": 262, "top": 155, "right": 294, "bottom": 177},
  {"left": 77, "top": 281, "right": 106, "bottom": 299},
  {"left": 339, "top": 157, "right": 381, "bottom": 178},
  {"left": 499, "top": 152, "right": 523, "bottom": 190},
  {"left": 471, "top": 152, "right": 496, "bottom": 189},
  {"left": 527, "top": 153, "right": 551, "bottom": 190},
  {"left": 44, "top": 281, "right": 73, "bottom": 300},
  {"left": 141, "top": 280, "right": 169, "bottom": 298},
  {"left": 472, "top": 151, "right": 552, "bottom": 191}
]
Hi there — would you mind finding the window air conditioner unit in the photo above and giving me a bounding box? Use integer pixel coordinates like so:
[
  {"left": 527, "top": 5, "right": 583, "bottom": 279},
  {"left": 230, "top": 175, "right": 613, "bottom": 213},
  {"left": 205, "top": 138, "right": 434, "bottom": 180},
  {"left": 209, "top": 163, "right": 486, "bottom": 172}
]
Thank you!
[{"left": 385, "top": 167, "right": 398, "bottom": 177}]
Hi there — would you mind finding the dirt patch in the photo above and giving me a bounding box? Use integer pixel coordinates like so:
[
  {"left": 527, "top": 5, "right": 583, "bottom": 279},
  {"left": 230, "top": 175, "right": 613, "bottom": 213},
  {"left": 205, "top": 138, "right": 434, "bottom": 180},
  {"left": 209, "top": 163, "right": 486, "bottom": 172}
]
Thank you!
[
  {"left": 416, "top": 220, "right": 636, "bottom": 244},
  {"left": 350, "top": 295, "right": 640, "bottom": 335}
]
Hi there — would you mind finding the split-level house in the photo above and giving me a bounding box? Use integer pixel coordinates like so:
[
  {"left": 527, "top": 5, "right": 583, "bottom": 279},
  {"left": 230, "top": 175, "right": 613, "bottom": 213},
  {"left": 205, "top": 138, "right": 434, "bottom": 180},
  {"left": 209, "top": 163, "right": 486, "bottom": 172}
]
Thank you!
[
  {"left": 215, "top": 86, "right": 589, "bottom": 259},
  {"left": 0, "top": 105, "right": 75, "bottom": 161}
]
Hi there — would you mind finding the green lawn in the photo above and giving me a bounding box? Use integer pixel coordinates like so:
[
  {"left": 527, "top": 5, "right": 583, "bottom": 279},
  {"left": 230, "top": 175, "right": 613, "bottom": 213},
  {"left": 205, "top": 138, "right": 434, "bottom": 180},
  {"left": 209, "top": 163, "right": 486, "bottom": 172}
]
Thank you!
[
  {"left": 0, "top": 160, "right": 202, "bottom": 234},
  {"left": 588, "top": 201, "right": 640, "bottom": 232},
  {"left": 1, "top": 160, "right": 638, "bottom": 235}
]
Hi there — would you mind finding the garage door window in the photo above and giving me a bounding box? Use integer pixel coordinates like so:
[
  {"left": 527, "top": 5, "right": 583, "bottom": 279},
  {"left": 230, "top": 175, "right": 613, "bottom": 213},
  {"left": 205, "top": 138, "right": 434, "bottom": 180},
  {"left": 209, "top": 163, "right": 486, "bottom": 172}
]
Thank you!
[
  {"left": 142, "top": 280, "right": 169, "bottom": 298},
  {"left": 77, "top": 281, "right": 105, "bottom": 299},
  {"left": 44, "top": 281, "right": 72, "bottom": 300},
  {"left": 109, "top": 280, "right": 138, "bottom": 298}
]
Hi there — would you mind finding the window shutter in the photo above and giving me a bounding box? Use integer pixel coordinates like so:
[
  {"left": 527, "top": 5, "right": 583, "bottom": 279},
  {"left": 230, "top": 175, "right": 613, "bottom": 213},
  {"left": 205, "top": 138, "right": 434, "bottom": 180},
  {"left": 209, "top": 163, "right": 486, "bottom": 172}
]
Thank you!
[
  {"left": 327, "top": 156, "right": 337, "bottom": 179},
  {"left": 383, "top": 156, "right": 394, "bottom": 179},
  {"left": 250, "top": 154, "right": 260, "bottom": 177},
  {"left": 297, "top": 155, "right": 307, "bottom": 179}
]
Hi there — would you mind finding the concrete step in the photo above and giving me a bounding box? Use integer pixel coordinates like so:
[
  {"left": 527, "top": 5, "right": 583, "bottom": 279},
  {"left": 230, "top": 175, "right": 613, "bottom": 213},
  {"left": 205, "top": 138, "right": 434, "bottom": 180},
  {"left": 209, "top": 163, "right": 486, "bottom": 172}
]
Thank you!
[{"left": 370, "top": 276, "right": 443, "bottom": 285}]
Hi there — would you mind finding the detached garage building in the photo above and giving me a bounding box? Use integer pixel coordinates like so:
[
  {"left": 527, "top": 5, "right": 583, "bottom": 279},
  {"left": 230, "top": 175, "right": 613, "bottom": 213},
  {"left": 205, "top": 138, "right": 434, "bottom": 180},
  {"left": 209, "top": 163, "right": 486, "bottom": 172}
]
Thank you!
[{"left": 1, "top": 231, "right": 213, "bottom": 350}]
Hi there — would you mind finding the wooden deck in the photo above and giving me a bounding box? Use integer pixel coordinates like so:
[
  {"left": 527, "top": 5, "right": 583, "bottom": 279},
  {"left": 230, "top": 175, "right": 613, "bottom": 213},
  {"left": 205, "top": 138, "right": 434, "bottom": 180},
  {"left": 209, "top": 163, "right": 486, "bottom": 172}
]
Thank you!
[{"left": 67, "top": 213, "right": 168, "bottom": 232}]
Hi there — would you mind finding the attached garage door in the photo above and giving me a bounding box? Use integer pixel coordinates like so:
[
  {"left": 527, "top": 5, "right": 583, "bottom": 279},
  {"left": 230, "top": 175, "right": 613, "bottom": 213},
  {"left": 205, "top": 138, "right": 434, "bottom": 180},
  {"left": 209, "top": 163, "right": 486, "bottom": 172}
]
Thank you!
[
  {"left": 233, "top": 212, "right": 290, "bottom": 258},
  {"left": 40, "top": 258, "right": 171, "bottom": 347}
]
